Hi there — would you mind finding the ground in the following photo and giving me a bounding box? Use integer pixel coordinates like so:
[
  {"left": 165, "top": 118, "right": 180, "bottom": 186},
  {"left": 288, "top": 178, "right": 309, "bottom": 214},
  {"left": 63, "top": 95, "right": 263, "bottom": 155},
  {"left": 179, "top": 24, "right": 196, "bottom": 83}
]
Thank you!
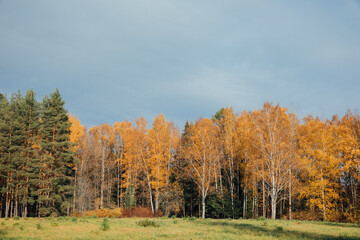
[{"left": 1, "top": 217, "right": 359, "bottom": 239}]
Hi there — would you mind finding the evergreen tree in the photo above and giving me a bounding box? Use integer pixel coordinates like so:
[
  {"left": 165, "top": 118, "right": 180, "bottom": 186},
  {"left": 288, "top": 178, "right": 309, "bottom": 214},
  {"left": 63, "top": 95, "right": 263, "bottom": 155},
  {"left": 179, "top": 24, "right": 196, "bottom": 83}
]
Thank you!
[
  {"left": 18, "top": 90, "right": 41, "bottom": 217},
  {"left": 0, "top": 94, "right": 10, "bottom": 217},
  {"left": 38, "top": 89, "right": 75, "bottom": 216},
  {"left": 6, "top": 92, "right": 25, "bottom": 218}
]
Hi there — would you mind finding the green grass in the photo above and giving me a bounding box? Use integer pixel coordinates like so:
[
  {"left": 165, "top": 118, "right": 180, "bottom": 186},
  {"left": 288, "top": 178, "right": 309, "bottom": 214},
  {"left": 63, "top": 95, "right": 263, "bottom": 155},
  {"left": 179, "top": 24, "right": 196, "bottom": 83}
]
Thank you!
[{"left": 0, "top": 217, "right": 359, "bottom": 239}]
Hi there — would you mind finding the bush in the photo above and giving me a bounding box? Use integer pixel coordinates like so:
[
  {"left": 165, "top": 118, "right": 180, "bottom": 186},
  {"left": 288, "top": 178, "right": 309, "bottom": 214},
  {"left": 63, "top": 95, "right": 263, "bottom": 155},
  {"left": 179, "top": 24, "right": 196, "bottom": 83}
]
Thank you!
[
  {"left": 136, "top": 219, "right": 160, "bottom": 227},
  {"left": 100, "top": 218, "right": 110, "bottom": 231},
  {"left": 13, "top": 216, "right": 20, "bottom": 220},
  {"left": 275, "top": 226, "right": 283, "bottom": 231},
  {"left": 123, "top": 207, "right": 161, "bottom": 218},
  {"left": 83, "top": 208, "right": 123, "bottom": 218},
  {"left": 36, "top": 223, "right": 42, "bottom": 230},
  {"left": 71, "top": 217, "right": 78, "bottom": 222},
  {"left": 189, "top": 217, "right": 196, "bottom": 221},
  {"left": 257, "top": 217, "right": 266, "bottom": 221},
  {"left": 51, "top": 222, "right": 58, "bottom": 227}
]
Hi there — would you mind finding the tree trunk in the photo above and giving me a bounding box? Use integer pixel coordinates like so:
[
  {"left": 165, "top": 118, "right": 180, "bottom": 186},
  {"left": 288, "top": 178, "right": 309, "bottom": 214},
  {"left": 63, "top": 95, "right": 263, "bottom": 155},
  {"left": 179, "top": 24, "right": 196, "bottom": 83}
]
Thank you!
[
  {"left": 271, "top": 193, "right": 276, "bottom": 219},
  {"left": 243, "top": 188, "right": 247, "bottom": 219},
  {"left": 198, "top": 196, "right": 201, "bottom": 218},
  {"left": 262, "top": 180, "right": 266, "bottom": 218},
  {"left": 155, "top": 189, "right": 159, "bottom": 213},
  {"left": 289, "top": 177, "right": 292, "bottom": 220},
  {"left": 252, "top": 192, "right": 255, "bottom": 219},
  {"left": 14, "top": 196, "right": 18, "bottom": 217},
  {"left": 5, "top": 192, "right": 9, "bottom": 218},
  {"left": 190, "top": 198, "right": 193, "bottom": 217},
  {"left": 73, "top": 173, "right": 77, "bottom": 213},
  {"left": 148, "top": 180, "right": 154, "bottom": 214},
  {"left": 117, "top": 161, "right": 120, "bottom": 208},
  {"left": 100, "top": 147, "right": 105, "bottom": 209},
  {"left": 202, "top": 195, "right": 206, "bottom": 219},
  {"left": 321, "top": 176, "right": 326, "bottom": 221}
]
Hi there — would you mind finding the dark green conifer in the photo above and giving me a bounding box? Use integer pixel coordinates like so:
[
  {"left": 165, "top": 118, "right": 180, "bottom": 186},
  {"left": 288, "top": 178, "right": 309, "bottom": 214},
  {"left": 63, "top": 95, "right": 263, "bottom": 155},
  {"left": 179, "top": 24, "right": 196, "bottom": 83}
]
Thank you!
[{"left": 38, "top": 89, "right": 75, "bottom": 216}]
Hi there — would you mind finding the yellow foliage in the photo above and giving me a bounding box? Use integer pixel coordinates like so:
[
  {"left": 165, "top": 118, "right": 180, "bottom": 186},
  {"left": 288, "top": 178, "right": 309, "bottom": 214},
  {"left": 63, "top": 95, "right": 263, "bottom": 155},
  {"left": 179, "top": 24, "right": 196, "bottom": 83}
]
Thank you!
[
  {"left": 83, "top": 208, "right": 123, "bottom": 218},
  {"left": 68, "top": 114, "right": 86, "bottom": 152}
]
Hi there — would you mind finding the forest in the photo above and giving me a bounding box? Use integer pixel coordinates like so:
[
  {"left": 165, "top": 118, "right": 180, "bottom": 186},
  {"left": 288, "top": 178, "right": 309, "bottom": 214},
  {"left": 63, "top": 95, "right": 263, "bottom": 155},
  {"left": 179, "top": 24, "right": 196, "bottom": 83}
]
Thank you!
[{"left": 0, "top": 89, "right": 359, "bottom": 223}]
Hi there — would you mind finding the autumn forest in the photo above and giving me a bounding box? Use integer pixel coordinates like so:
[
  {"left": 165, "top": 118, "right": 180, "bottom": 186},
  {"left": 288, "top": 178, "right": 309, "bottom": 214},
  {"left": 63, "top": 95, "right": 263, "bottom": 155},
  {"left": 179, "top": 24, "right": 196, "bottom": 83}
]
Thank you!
[{"left": 0, "top": 89, "right": 359, "bottom": 223}]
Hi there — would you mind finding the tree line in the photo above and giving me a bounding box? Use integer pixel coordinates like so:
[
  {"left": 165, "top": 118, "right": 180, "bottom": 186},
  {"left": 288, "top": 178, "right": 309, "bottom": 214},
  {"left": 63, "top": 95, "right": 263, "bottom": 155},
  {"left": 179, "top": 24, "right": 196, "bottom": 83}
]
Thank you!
[
  {"left": 0, "top": 89, "right": 74, "bottom": 217},
  {"left": 0, "top": 89, "right": 359, "bottom": 222}
]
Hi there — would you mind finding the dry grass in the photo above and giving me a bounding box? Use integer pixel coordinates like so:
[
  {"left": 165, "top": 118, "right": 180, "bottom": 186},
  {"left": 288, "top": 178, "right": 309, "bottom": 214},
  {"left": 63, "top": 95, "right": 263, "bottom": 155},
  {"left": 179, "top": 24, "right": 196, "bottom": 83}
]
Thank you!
[{"left": 0, "top": 217, "right": 359, "bottom": 239}]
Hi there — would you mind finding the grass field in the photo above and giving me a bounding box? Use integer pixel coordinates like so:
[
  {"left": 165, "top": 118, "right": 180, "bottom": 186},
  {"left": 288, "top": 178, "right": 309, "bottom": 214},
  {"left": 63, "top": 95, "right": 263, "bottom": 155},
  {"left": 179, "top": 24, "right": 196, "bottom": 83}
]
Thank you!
[{"left": 0, "top": 217, "right": 359, "bottom": 240}]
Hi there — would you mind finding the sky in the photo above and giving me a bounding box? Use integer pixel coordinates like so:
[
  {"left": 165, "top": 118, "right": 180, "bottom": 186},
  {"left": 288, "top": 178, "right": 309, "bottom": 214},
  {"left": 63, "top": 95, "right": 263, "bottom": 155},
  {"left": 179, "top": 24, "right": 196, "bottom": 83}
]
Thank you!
[{"left": 1, "top": 1, "right": 360, "bottom": 129}]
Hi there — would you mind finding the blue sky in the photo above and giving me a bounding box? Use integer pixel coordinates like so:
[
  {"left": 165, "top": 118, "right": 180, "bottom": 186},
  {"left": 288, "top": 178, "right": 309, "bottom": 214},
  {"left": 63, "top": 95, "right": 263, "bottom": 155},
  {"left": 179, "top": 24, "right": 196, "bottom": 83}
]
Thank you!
[{"left": 1, "top": 1, "right": 360, "bottom": 129}]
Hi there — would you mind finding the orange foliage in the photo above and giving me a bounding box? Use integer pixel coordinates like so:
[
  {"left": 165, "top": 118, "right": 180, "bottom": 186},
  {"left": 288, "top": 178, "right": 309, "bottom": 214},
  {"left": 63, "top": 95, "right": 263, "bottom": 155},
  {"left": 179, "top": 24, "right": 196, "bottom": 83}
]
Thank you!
[
  {"left": 123, "top": 207, "right": 162, "bottom": 218},
  {"left": 82, "top": 208, "right": 123, "bottom": 218}
]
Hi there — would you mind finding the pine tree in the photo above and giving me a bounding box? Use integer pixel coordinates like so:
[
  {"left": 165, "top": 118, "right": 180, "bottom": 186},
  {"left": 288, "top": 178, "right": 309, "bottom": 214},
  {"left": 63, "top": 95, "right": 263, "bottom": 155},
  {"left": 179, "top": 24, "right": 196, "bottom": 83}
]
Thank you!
[
  {"left": 18, "top": 90, "right": 41, "bottom": 217},
  {"left": 38, "top": 89, "right": 75, "bottom": 216},
  {"left": 0, "top": 94, "right": 11, "bottom": 217},
  {"left": 7, "top": 91, "right": 25, "bottom": 218}
]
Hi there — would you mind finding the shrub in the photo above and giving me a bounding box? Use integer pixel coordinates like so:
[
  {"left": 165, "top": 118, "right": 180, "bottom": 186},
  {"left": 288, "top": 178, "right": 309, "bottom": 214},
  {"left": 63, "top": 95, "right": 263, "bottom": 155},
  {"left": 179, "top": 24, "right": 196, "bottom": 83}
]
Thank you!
[
  {"left": 100, "top": 218, "right": 110, "bottom": 231},
  {"left": 51, "top": 222, "right": 58, "bottom": 227},
  {"left": 275, "top": 226, "right": 283, "bottom": 231},
  {"left": 173, "top": 220, "right": 178, "bottom": 224},
  {"left": 19, "top": 225, "right": 25, "bottom": 231},
  {"left": 71, "top": 217, "right": 78, "bottom": 222},
  {"left": 36, "top": 223, "right": 42, "bottom": 230},
  {"left": 189, "top": 217, "right": 196, "bottom": 221},
  {"left": 83, "top": 208, "right": 123, "bottom": 218},
  {"left": 13, "top": 216, "right": 20, "bottom": 220},
  {"left": 123, "top": 207, "right": 161, "bottom": 218},
  {"left": 136, "top": 219, "right": 160, "bottom": 227},
  {"left": 13, "top": 223, "right": 20, "bottom": 226},
  {"left": 1, "top": 222, "right": 5, "bottom": 226},
  {"left": 257, "top": 217, "right": 266, "bottom": 221}
]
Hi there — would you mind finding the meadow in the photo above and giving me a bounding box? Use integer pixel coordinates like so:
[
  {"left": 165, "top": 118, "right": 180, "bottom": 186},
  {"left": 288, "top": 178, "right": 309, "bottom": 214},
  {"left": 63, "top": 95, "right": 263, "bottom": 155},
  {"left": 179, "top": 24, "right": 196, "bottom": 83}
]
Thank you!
[{"left": 0, "top": 217, "right": 360, "bottom": 240}]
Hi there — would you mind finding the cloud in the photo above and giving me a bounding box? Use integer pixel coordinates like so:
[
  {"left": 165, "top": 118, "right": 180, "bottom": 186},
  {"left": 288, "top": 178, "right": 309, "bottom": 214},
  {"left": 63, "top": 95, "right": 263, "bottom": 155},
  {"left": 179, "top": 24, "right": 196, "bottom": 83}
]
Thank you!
[{"left": 1, "top": 0, "right": 360, "bottom": 128}]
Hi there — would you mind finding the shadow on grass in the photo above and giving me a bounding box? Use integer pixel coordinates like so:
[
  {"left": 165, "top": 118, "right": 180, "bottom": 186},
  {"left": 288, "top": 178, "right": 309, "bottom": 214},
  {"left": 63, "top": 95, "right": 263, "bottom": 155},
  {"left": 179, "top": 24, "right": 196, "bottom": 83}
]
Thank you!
[
  {"left": 320, "top": 221, "right": 360, "bottom": 229},
  {"left": 199, "top": 220, "right": 360, "bottom": 240}
]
